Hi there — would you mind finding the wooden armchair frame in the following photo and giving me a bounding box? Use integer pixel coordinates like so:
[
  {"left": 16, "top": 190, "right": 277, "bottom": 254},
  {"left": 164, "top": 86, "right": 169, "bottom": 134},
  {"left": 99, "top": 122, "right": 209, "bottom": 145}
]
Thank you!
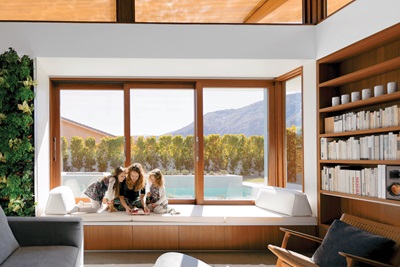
[{"left": 268, "top": 213, "right": 400, "bottom": 267}]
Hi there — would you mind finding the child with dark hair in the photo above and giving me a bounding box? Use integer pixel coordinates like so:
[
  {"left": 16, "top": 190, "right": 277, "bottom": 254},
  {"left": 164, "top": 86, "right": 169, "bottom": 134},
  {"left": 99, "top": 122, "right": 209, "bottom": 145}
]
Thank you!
[{"left": 68, "top": 166, "right": 126, "bottom": 213}]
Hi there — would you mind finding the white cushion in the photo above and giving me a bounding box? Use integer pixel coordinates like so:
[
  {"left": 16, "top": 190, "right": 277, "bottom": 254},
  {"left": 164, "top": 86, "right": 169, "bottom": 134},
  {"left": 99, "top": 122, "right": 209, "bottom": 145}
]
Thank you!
[
  {"left": 45, "top": 186, "right": 76, "bottom": 215},
  {"left": 255, "top": 186, "right": 312, "bottom": 216}
]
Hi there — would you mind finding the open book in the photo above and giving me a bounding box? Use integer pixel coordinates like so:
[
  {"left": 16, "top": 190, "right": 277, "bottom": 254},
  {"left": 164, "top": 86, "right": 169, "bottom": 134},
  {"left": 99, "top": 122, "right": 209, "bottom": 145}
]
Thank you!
[{"left": 129, "top": 208, "right": 149, "bottom": 215}]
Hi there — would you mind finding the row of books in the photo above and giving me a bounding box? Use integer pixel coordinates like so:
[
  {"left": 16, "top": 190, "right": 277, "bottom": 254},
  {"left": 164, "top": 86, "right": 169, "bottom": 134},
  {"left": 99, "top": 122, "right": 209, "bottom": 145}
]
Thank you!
[
  {"left": 324, "top": 104, "right": 400, "bottom": 133},
  {"left": 321, "top": 165, "right": 387, "bottom": 198},
  {"left": 320, "top": 132, "right": 400, "bottom": 160}
]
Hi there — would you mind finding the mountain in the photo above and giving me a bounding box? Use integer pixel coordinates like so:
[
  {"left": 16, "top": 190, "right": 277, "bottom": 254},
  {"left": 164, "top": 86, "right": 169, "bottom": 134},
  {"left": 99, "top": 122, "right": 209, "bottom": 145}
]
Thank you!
[{"left": 167, "top": 93, "right": 301, "bottom": 137}]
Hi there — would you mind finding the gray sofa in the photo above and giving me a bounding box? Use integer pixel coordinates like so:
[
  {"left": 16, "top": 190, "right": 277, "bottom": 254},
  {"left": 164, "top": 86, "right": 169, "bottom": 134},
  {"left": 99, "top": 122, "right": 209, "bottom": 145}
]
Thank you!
[{"left": 0, "top": 206, "right": 83, "bottom": 267}]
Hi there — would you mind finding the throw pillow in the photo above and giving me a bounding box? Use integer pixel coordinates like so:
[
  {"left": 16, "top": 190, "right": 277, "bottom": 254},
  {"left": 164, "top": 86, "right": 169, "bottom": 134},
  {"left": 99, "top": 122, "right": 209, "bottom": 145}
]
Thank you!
[
  {"left": 0, "top": 206, "right": 19, "bottom": 265},
  {"left": 312, "top": 219, "right": 395, "bottom": 267}
]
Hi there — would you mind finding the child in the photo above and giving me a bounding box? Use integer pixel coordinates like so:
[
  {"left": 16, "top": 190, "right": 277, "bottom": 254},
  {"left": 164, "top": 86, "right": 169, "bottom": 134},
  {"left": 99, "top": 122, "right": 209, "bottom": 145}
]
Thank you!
[
  {"left": 68, "top": 166, "right": 126, "bottom": 213},
  {"left": 146, "top": 168, "right": 179, "bottom": 215},
  {"left": 116, "top": 163, "right": 150, "bottom": 214}
]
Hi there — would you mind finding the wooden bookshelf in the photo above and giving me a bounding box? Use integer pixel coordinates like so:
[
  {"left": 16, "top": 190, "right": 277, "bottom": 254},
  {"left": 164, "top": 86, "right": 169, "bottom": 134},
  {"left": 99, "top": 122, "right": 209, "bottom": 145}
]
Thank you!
[{"left": 317, "top": 23, "right": 400, "bottom": 235}]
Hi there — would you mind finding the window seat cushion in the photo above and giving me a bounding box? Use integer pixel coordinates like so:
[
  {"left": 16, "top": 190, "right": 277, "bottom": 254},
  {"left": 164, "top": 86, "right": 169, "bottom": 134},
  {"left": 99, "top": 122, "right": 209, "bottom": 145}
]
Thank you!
[
  {"left": 255, "top": 186, "right": 313, "bottom": 216},
  {"left": 42, "top": 204, "right": 316, "bottom": 226}
]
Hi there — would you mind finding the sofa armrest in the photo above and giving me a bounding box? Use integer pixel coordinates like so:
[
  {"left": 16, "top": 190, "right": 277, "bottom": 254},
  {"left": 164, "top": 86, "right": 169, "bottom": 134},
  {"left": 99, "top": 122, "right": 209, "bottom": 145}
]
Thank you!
[{"left": 7, "top": 216, "right": 83, "bottom": 248}]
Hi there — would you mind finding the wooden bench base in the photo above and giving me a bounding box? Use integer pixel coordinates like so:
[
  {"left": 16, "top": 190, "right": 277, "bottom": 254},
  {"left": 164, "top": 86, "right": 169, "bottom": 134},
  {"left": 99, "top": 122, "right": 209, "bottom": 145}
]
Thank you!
[{"left": 84, "top": 224, "right": 317, "bottom": 251}]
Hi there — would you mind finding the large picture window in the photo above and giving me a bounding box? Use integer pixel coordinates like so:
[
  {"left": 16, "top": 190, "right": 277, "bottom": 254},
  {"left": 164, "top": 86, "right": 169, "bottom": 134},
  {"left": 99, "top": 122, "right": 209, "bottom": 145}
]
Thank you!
[{"left": 50, "top": 78, "right": 295, "bottom": 204}]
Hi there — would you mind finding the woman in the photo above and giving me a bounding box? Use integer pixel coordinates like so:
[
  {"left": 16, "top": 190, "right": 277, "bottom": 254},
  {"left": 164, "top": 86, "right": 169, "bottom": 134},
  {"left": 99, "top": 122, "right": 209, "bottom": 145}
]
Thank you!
[{"left": 116, "top": 163, "right": 149, "bottom": 214}]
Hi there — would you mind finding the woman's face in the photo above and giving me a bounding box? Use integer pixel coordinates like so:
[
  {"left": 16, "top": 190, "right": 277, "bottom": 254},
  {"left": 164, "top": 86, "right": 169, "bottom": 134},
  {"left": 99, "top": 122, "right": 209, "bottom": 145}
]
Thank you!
[
  {"left": 130, "top": 170, "right": 139, "bottom": 182},
  {"left": 118, "top": 171, "right": 126, "bottom": 182}
]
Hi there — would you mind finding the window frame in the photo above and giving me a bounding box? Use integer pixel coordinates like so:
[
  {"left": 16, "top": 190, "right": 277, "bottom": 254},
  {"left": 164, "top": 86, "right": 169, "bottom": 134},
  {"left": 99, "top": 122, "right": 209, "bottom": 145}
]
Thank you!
[
  {"left": 274, "top": 67, "right": 304, "bottom": 190},
  {"left": 50, "top": 78, "right": 284, "bottom": 205}
]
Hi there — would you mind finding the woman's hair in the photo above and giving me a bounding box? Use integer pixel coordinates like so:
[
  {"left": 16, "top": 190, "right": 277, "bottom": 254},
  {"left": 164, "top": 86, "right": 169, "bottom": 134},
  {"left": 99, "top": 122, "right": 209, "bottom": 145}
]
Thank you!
[
  {"left": 149, "top": 168, "right": 164, "bottom": 188},
  {"left": 126, "top": 163, "right": 145, "bottom": 191},
  {"left": 112, "top": 166, "right": 125, "bottom": 197}
]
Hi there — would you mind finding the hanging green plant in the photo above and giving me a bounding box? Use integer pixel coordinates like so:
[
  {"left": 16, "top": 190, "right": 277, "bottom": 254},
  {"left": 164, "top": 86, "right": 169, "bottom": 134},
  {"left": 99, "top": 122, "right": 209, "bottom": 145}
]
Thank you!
[{"left": 0, "top": 48, "right": 36, "bottom": 216}]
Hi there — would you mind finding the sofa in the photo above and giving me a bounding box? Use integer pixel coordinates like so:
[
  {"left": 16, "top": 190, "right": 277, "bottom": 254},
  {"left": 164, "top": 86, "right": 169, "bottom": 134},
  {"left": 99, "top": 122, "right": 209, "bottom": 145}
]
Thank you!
[{"left": 0, "top": 206, "right": 83, "bottom": 267}]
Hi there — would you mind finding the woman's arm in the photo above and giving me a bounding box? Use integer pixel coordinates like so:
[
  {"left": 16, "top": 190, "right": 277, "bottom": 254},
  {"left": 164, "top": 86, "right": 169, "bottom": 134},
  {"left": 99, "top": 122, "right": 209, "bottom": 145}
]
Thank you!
[
  {"left": 140, "top": 193, "right": 150, "bottom": 213},
  {"left": 119, "top": 196, "right": 132, "bottom": 214}
]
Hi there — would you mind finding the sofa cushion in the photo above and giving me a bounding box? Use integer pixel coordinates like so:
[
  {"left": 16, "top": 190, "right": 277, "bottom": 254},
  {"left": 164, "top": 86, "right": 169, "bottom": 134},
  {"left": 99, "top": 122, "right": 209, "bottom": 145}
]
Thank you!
[
  {"left": 0, "top": 206, "right": 19, "bottom": 265},
  {"left": 255, "top": 186, "right": 312, "bottom": 216},
  {"left": 312, "top": 219, "right": 395, "bottom": 267},
  {"left": 0, "top": 246, "right": 79, "bottom": 267},
  {"left": 45, "top": 186, "right": 76, "bottom": 215}
]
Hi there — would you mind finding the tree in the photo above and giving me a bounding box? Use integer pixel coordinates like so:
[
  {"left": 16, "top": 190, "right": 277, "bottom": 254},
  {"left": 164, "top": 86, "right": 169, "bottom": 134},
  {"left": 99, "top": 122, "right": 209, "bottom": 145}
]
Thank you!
[
  {"left": 182, "top": 135, "right": 194, "bottom": 172},
  {"left": 61, "top": 137, "right": 70, "bottom": 171},
  {"left": 131, "top": 136, "right": 146, "bottom": 165},
  {"left": 171, "top": 135, "right": 184, "bottom": 171},
  {"left": 83, "top": 137, "right": 96, "bottom": 172},
  {"left": 204, "top": 134, "right": 225, "bottom": 173},
  {"left": 70, "top": 137, "right": 85, "bottom": 171},
  {"left": 221, "top": 134, "right": 245, "bottom": 174},
  {"left": 158, "top": 135, "right": 173, "bottom": 170},
  {"left": 286, "top": 126, "right": 297, "bottom": 183},
  {"left": 96, "top": 137, "right": 109, "bottom": 172},
  {"left": 247, "top": 136, "right": 264, "bottom": 175},
  {"left": 144, "top": 136, "right": 158, "bottom": 170}
]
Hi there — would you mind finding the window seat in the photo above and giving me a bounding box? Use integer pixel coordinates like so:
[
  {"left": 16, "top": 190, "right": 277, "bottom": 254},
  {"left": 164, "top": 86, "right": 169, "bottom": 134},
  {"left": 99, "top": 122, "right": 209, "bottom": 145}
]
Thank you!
[
  {"left": 45, "top": 204, "right": 316, "bottom": 226},
  {"left": 41, "top": 186, "right": 317, "bottom": 251},
  {"left": 42, "top": 185, "right": 316, "bottom": 226}
]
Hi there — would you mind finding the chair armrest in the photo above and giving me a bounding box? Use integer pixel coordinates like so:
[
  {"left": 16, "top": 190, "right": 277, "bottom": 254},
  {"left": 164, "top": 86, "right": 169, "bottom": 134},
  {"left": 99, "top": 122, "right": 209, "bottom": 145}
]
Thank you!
[
  {"left": 280, "top": 227, "right": 323, "bottom": 244},
  {"left": 7, "top": 216, "right": 83, "bottom": 248},
  {"left": 338, "top": 252, "right": 393, "bottom": 267}
]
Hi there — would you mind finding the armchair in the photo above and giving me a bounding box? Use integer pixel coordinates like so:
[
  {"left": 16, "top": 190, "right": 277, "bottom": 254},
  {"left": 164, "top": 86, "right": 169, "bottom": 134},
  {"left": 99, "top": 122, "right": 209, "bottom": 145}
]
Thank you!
[{"left": 268, "top": 213, "right": 400, "bottom": 267}]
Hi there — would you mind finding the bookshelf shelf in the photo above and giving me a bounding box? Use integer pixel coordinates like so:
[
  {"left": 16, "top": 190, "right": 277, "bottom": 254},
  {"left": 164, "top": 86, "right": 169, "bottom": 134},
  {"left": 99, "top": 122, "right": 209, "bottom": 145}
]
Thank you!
[
  {"left": 319, "top": 57, "right": 400, "bottom": 88},
  {"left": 319, "top": 91, "right": 400, "bottom": 112},
  {"left": 320, "top": 126, "right": 400, "bottom": 138},
  {"left": 320, "top": 190, "right": 400, "bottom": 207},
  {"left": 319, "top": 160, "right": 400, "bottom": 165},
  {"left": 317, "top": 23, "right": 400, "bottom": 233}
]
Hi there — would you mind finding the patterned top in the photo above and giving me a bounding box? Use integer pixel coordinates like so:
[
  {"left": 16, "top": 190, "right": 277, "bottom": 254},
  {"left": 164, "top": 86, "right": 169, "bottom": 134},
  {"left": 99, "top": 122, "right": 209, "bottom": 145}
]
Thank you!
[
  {"left": 146, "top": 184, "right": 167, "bottom": 206},
  {"left": 84, "top": 176, "right": 116, "bottom": 202}
]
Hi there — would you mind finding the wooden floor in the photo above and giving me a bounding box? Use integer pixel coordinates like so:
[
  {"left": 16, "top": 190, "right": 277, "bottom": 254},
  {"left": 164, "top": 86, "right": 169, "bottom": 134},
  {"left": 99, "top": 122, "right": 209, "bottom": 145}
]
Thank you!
[{"left": 84, "top": 251, "right": 286, "bottom": 266}]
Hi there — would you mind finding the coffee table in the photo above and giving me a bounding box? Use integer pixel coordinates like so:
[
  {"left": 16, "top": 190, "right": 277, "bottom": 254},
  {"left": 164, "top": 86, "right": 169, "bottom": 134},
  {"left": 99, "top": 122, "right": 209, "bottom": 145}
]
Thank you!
[{"left": 154, "top": 252, "right": 211, "bottom": 267}]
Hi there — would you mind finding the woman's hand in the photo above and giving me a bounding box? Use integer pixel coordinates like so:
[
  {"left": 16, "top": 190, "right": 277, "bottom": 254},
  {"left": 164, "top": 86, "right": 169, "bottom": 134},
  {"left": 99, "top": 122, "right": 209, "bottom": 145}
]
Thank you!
[{"left": 144, "top": 205, "right": 150, "bottom": 213}]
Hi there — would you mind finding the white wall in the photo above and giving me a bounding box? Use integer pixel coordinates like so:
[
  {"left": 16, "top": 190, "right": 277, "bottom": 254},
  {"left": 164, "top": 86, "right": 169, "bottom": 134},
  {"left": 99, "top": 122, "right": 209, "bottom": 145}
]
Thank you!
[
  {"left": 316, "top": 0, "right": 400, "bottom": 59},
  {"left": 1, "top": 0, "right": 399, "bottom": 216}
]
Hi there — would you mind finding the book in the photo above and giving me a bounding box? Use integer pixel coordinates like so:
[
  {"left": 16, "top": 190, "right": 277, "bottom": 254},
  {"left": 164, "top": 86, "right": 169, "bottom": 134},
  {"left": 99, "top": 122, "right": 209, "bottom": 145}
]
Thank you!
[{"left": 129, "top": 208, "right": 150, "bottom": 216}]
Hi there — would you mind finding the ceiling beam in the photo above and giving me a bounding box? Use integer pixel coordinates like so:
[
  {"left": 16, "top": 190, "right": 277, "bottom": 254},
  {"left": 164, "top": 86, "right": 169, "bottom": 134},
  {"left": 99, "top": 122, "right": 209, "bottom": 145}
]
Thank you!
[
  {"left": 244, "top": 0, "right": 289, "bottom": 23},
  {"left": 116, "top": 0, "right": 135, "bottom": 23}
]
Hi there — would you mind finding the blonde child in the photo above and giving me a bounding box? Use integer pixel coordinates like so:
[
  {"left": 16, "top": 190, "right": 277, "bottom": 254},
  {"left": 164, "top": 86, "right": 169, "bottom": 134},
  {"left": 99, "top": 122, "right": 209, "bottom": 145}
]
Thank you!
[
  {"left": 68, "top": 166, "right": 126, "bottom": 213},
  {"left": 146, "top": 168, "right": 179, "bottom": 214}
]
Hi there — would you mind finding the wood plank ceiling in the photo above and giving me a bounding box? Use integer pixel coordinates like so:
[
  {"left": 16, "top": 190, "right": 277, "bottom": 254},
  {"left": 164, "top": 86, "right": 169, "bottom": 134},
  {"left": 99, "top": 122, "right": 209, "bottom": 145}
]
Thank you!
[{"left": 0, "top": 0, "right": 353, "bottom": 24}]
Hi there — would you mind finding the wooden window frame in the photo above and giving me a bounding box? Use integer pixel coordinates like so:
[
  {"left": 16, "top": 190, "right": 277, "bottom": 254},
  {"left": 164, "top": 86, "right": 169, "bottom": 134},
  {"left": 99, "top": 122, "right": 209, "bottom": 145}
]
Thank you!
[
  {"left": 50, "top": 77, "right": 283, "bottom": 205},
  {"left": 274, "top": 67, "right": 304, "bottom": 190}
]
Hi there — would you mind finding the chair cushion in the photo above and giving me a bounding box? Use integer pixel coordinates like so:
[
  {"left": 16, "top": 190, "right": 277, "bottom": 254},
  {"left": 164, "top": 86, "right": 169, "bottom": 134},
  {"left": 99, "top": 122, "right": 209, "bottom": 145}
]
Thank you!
[
  {"left": 0, "top": 246, "right": 79, "bottom": 267},
  {"left": 312, "top": 219, "right": 395, "bottom": 267},
  {"left": 45, "top": 186, "right": 76, "bottom": 215},
  {"left": 0, "top": 206, "right": 19, "bottom": 265},
  {"left": 255, "top": 186, "right": 312, "bottom": 216}
]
